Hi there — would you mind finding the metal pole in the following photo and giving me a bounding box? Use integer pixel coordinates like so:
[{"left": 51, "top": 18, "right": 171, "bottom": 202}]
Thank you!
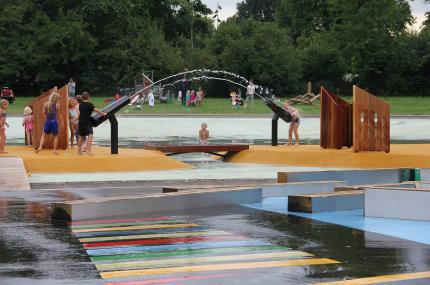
[
  {"left": 109, "top": 115, "right": 119, "bottom": 154},
  {"left": 272, "top": 113, "right": 279, "bottom": 146}
]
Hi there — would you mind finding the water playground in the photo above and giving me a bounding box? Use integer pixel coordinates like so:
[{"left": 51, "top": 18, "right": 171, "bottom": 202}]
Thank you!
[{"left": 1, "top": 70, "right": 430, "bottom": 284}]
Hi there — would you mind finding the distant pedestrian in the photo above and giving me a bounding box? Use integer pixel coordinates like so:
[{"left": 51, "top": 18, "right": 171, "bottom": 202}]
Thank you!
[
  {"left": 68, "top": 78, "right": 76, "bottom": 97},
  {"left": 148, "top": 90, "right": 155, "bottom": 109},
  {"left": 199, "top": 123, "right": 209, "bottom": 144},
  {"left": 77, "top": 92, "right": 107, "bottom": 156},
  {"left": 0, "top": 99, "right": 10, "bottom": 153},
  {"left": 230, "top": 90, "right": 238, "bottom": 110},
  {"left": 196, "top": 87, "right": 205, "bottom": 106},
  {"left": 180, "top": 77, "right": 189, "bottom": 106},
  {"left": 245, "top": 79, "right": 256, "bottom": 109},
  {"left": 36, "top": 91, "right": 62, "bottom": 154},
  {"left": 22, "top": 106, "right": 34, "bottom": 147}
]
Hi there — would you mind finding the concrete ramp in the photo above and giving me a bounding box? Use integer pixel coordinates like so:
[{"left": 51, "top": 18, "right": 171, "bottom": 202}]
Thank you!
[
  {"left": 51, "top": 186, "right": 262, "bottom": 221},
  {"left": 0, "top": 157, "right": 30, "bottom": 191}
]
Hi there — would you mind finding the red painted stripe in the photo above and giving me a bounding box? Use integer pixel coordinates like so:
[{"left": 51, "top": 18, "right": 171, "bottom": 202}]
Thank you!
[
  {"left": 67, "top": 217, "right": 170, "bottom": 226},
  {"left": 83, "top": 235, "right": 247, "bottom": 248},
  {"left": 105, "top": 273, "right": 239, "bottom": 285}
]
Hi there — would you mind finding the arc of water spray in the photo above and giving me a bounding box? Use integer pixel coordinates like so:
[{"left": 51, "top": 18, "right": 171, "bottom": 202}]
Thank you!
[{"left": 129, "top": 69, "right": 281, "bottom": 106}]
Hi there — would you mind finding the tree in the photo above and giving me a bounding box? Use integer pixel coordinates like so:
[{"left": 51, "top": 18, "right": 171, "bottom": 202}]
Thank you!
[
  {"left": 209, "top": 19, "right": 303, "bottom": 96},
  {"left": 236, "top": 0, "right": 280, "bottom": 22}
]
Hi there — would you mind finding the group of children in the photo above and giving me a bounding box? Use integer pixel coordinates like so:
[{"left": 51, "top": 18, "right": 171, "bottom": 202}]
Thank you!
[
  {"left": 0, "top": 90, "right": 106, "bottom": 155},
  {"left": 230, "top": 80, "right": 256, "bottom": 110},
  {"left": 179, "top": 87, "right": 205, "bottom": 107}
]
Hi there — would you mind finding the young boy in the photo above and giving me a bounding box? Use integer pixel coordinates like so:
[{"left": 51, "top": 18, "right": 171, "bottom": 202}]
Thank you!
[
  {"left": 199, "top": 123, "right": 209, "bottom": 144},
  {"left": 77, "top": 92, "right": 107, "bottom": 155}
]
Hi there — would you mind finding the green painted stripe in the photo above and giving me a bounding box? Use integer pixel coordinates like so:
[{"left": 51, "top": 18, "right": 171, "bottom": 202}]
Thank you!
[
  {"left": 80, "top": 230, "right": 230, "bottom": 243},
  {"left": 70, "top": 219, "right": 185, "bottom": 230},
  {"left": 91, "top": 245, "right": 290, "bottom": 263},
  {"left": 96, "top": 251, "right": 313, "bottom": 271}
]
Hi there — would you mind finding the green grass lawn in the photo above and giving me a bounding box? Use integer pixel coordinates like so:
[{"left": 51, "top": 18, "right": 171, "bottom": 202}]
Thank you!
[{"left": 5, "top": 96, "right": 430, "bottom": 115}]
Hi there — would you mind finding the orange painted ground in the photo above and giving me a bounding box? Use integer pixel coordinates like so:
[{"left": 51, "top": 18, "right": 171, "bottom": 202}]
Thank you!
[
  {"left": 226, "top": 144, "right": 430, "bottom": 169},
  {"left": 0, "top": 146, "right": 192, "bottom": 173}
]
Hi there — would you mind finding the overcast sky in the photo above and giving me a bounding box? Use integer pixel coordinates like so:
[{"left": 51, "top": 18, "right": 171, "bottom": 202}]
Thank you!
[{"left": 202, "top": 0, "right": 429, "bottom": 30}]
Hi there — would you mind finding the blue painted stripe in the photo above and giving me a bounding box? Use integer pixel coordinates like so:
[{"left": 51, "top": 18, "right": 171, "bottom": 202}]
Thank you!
[
  {"left": 243, "top": 198, "right": 430, "bottom": 245},
  {"left": 87, "top": 240, "right": 271, "bottom": 256},
  {"left": 74, "top": 226, "right": 209, "bottom": 238}
]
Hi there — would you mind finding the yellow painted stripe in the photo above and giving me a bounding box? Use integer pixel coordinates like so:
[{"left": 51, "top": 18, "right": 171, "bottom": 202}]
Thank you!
[
  {"left": 316, "top": 271, "right": 430, "bottom": 285},
  {"left": 101, "top": 258, "right": 339, "bottom": 278},
  {"left": 97, "top": 251, "right": 314, "bottom": 271},
  {"left": 79, "top": 230, "right": 231, "bottom": 243},
  {"left": 72, "top": 223, "right": 199, "bottom": 234}
]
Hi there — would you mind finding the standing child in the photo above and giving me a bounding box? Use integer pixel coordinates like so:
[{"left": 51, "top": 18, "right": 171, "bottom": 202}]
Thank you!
[
  {"left": 0, "top": 99, "right": 10, "bottom": 153},
  {"left": 148, "top": 91, "right": 155, "bottom": 109},
  {"left": 68, "top": 98, "right": 79, "bottom": 148},
  {"left": 245, "top": 79, "right": 256, "bottom": 109},
  {"left": 22, "top": 106, "right": 34, "bottom": 147},
  {"left": 284, "top": 101, "right": 301, "bottom": 146},
  {"left": 77, "top": 92, "right": 107, "bottom": 156},
  {"left": 36, "top": 92, "right": 62, "bottom": 154},
  {"left": 199, "top": 123, "right": 210, "bottom": 144},
  {"left": 230, "top": 90, "right": 238, "bottom": 110}
]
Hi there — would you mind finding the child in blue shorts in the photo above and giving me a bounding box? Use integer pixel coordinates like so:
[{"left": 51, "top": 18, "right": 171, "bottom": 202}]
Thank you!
[{"left": 36, "top": 91, "right": 62, "bottom": 154}]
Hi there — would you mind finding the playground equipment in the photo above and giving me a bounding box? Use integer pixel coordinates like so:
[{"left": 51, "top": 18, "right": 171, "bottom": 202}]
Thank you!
[
  {"left": 288, "top": 82, "right": 320, "bottom": 105},
  {"left": 29, "top": 85, "right": 69, "bottom": 150},
  {"left": 320, "top": 85, "right": 390, "bottom": 153}
]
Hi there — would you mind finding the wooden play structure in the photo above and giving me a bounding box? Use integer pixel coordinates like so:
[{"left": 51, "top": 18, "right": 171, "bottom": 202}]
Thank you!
[
  {"left": 144, "top": 144, "right": 249, "bottom": 159},
  {"left": 29, "top": 85, "right": 69, "bottom": 150},
  {"left": 288, "top": 82, "right": 321, "bottom": 105},
  {"left": 320, "top": 87, "right": 352, "bottom": 149},
  {"left": 320, "top": 85, "right": 390, "bottom": 152}
]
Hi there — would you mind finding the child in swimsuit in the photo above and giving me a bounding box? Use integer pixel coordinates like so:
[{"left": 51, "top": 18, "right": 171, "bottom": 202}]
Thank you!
[
  {"left": 22, "top": 106, "right": 34, "bottom": 147},
  {"left": 284, "top": 101, "right": 301, "bottom": 146},
  {"left": 68, "top": 98, "right": 79, "bottom": 148},
  {"left": 199, "top": 123, "right": 209, "bottom": 144},
  {"left": 36, "top": 92, "right": 62, "bottom": 154},
  {"left": 0, "top": 99, "right": 10, "bottom": 153}
]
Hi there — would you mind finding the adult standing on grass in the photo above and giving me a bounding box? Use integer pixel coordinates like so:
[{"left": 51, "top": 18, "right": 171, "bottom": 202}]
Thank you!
[
  {"left": 245, "top": 79, "right": 256, "bottom": 109},
  {"left": 180, "top": 76, "right": 189, "bottom": 106},
  {"left": 36, "top": 91, "right": 62, "bottom": 155},
  {"left": 284, "top": 101, "right": 301, "bottom": 146},
  {"left": 77, "top": 92, "right": 107, "bottom": 156},
  {"left": 68, "top": 78, "right": 76, "bottom": 97}
]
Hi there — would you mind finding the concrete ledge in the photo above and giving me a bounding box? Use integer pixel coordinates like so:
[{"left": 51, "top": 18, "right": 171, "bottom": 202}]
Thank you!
[
  {"left": 51, "top": 186, "right": 262, "bottom": 221},
  {"left": 278, "top": 169, "right": 408, "bottom": 185},
  {"left": 288, "top": 191, "right": 364, "bottom": 213},
  {"left": 0, "top": 157, "right": 30, "bottom": 191},
  {"left": 365, "top": 187, "right": 430, "bottom": 221},
  {"left": 262, "top": 181, "right": 348, "bottom": 198}
]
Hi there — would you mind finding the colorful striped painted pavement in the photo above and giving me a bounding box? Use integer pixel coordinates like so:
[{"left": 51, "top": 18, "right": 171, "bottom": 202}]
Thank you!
[
  {"left": 83, "top": 235, "right": 248, "bottom": 249},
  {"left": 69, "top": 216, "right": 341, "bottom": 283},
  {"left": 79, "top": 230, "right": 232, "bottom": 243},
  {"left": 91, "top": 245, "right": 291, "bottom": 263}
]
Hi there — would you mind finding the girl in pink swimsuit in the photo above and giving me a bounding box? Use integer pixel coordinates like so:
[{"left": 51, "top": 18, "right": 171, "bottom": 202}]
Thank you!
[{"left": 22, "top": 106, "right": 34, "bottom": 147}]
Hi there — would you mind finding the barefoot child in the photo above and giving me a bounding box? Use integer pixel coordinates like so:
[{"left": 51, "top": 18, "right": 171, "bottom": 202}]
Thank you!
[
  {"left": 22, "top": 106, "right": 34, "bottom": 147},
  {"left": 36, "top": 92, "right": 62, "bottom": 154},
  {"left": 68, "top": 98, "right": 79, "bottom": 148},
  {"left": 77, "top": 92, "right": 107, "bottom": 155},
  {"left": 199, "top": 123, "right": 209, "bottom": 144},
  {"left": 284, "top": 101, "right": 301, "bottom": 145},
  {"left": 0, "top": 99, "right": 10, "bottom": 153}
]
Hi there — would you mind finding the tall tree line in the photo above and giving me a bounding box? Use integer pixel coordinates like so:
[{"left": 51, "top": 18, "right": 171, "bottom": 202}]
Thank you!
[{"left": 0, "top": 0, "right": 429, "bottom": 97}]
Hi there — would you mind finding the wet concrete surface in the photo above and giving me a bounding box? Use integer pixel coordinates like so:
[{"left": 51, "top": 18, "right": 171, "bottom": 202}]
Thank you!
[{"left": 1, "top": 188, "right": 430, "bottom": 284}]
